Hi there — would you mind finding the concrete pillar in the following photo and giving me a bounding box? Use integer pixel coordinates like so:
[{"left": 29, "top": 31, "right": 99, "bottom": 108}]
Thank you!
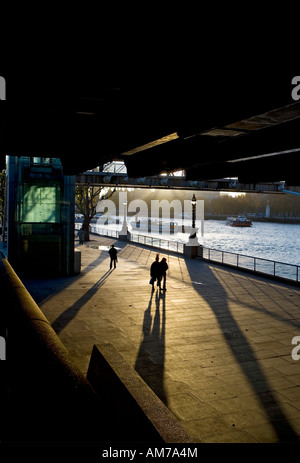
[
  {"left": 74, "top": 250, "right": 81, "bottom": 274},
  {"left": 184, "top": 234, "right": 203, "bottom": 259},
  {"left": 119, "top": 231, "right": 131, "bottom": 241}
]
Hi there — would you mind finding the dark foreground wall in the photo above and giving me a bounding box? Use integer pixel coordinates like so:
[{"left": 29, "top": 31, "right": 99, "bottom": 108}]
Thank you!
[
  {"left": 0, "top": 251, "right": 107, "bottom": 445},
  {"left": 0, "top": 251, "right": 191, "bottom": 449}
]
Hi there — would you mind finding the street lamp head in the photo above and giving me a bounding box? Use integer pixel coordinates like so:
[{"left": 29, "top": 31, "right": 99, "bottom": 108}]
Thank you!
[{"left": 191, "top": 194, "right": 197, "bottom": 206}]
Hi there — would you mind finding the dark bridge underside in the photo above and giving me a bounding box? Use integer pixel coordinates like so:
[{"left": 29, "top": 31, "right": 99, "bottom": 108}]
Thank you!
[{"left": 1, "top": 67, "right": 300, "bottom": 186}]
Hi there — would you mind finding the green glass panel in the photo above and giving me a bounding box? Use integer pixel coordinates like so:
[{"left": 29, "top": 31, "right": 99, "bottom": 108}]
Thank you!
[{"left": 21, "top": 184, "right": 60, "bottom": 222}]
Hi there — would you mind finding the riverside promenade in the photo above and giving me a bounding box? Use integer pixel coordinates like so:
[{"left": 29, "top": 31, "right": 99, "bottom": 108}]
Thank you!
[{"left": 23, "top": 234, "right": 300, "bottom": 443}]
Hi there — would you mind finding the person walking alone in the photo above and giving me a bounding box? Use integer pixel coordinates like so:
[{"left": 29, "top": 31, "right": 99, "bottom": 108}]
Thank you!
[
  {"left": 159, "top": 257, "right": 168, "bottom": 290},
  {"left": 77, "top": 227, "right": 84, "bottom": 245},
  {"left": 109, "top": 244, "right": 118, "bottom": 270}
]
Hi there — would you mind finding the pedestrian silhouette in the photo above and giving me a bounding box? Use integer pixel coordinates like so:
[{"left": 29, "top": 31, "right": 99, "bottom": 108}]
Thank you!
[
  {"left": 77, "top": 227, "right": 84, "bottom": 245},
  {"left": 108, "top": 244, "right": 118, "bottom": 269},
  {"left": 150, "top": 254, "right": 161, "bottom": 290},
  {"left": 160, "top": 257, "right": 168, "bottom": 291}
]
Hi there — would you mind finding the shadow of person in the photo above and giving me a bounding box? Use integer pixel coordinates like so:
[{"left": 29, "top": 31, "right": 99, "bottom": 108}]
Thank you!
[
  {"left": 135, "top": 289, "right": 167, "bottom": 406},
  {"left": 185, "top": 259, "right": 299, "bottom": 442},
  {"left": 23, "top": 248, "right": 109, "bottom": 305},
  {"left": 52, "top": 270, "right": 112, "bottom": 334}
]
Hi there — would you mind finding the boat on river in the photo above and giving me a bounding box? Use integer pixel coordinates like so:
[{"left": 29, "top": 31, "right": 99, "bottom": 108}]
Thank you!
[{"left": 226, "top": 215, "right": 252, "bottom": 227}]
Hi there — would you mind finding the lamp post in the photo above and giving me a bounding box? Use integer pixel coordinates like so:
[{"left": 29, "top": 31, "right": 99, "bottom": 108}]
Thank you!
[
  {"left": 122, "top": 200, "right": 127, "bottom": 230},
  {"left": 119, "top": 200, "right": 128, "bottom": 240},
  {"left": 123, "top": 200, "right": 127, "bottom": 222},
  {"left": 190, "top": 194, "right": 197, "bottom": 239},
  {"left": 184, "top": 193, "right": 202, "bottom": 259},
  {"left": 191, "top": 194, "right": 197, "bottom": 229}
]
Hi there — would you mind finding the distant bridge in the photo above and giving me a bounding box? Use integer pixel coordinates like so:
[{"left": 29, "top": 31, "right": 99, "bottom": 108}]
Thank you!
[{"left": 76, "top": 171, "right": 300, "bottom": 195}]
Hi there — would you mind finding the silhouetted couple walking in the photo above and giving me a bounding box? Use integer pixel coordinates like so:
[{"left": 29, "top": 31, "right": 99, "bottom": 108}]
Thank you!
[{"left": 150, "top": 254, "right": 168, "bottom": 291}]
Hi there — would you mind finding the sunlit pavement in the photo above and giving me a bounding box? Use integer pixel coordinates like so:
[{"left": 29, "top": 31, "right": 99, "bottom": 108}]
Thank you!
[{"left": 24, "top": 234, "right": 300, "bottom": 443}]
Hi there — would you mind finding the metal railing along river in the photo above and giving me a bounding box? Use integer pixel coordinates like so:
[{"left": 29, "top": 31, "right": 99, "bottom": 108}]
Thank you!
[
  {"left": 82, "top": 224, "right": 300, "bottom": 284},
  {"left": 202, "top": 247, "right": 300, "bottom": 284},
  {"left": 130, "top": 233, "right": 185, "bottom": 254},
  {"left": 87, "top": 224, "right": 185, "bottom": 253}
]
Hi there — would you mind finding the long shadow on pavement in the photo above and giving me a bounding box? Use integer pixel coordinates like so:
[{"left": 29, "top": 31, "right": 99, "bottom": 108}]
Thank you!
[
  {"left": 186, "top": 259, "right": 299, "bottom": 443},
  {"left": 135, "top": 289, "right": 168, "bottom": 406},
  {"left": 23, "top": 237, "right": 128, "bottom": 304},
  {"left": 51, "top": 269, "right": 112, "bottom": 334}
]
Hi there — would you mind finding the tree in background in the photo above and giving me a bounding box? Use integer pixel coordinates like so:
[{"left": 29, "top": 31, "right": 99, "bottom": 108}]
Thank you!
[
  {"left": 75, "top": 185, "right": 115, "bottom": 241},
  {"left": 208, "top": 192, "right": 300, "bottom": 219},
  {"left": 268, "top": 194, "right": 300, "bottom": 218}
]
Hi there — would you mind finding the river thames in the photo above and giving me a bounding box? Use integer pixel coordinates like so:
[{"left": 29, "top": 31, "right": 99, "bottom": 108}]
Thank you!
[
  {"left": 199, "top": 220, "right": 300, "bottom": 266},
  {"left": 88, "top": 218, "right": 300, "bottom": 267}
]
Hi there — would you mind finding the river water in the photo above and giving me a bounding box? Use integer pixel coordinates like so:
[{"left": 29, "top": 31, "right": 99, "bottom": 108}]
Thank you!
[
  {"left": 89, "top": 218, "right": 300, "bottom": 267},
  {"left": 198, "top": 220, "right": 300, "bottom": 266},
  {"left": 129, "top": 218, "right": 300, "bottom": 266}
]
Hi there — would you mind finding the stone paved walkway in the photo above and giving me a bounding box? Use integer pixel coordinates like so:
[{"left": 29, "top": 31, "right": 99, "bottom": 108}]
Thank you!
[{"left": 24, "top": 234, "right": 300, "bottom": 443}]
